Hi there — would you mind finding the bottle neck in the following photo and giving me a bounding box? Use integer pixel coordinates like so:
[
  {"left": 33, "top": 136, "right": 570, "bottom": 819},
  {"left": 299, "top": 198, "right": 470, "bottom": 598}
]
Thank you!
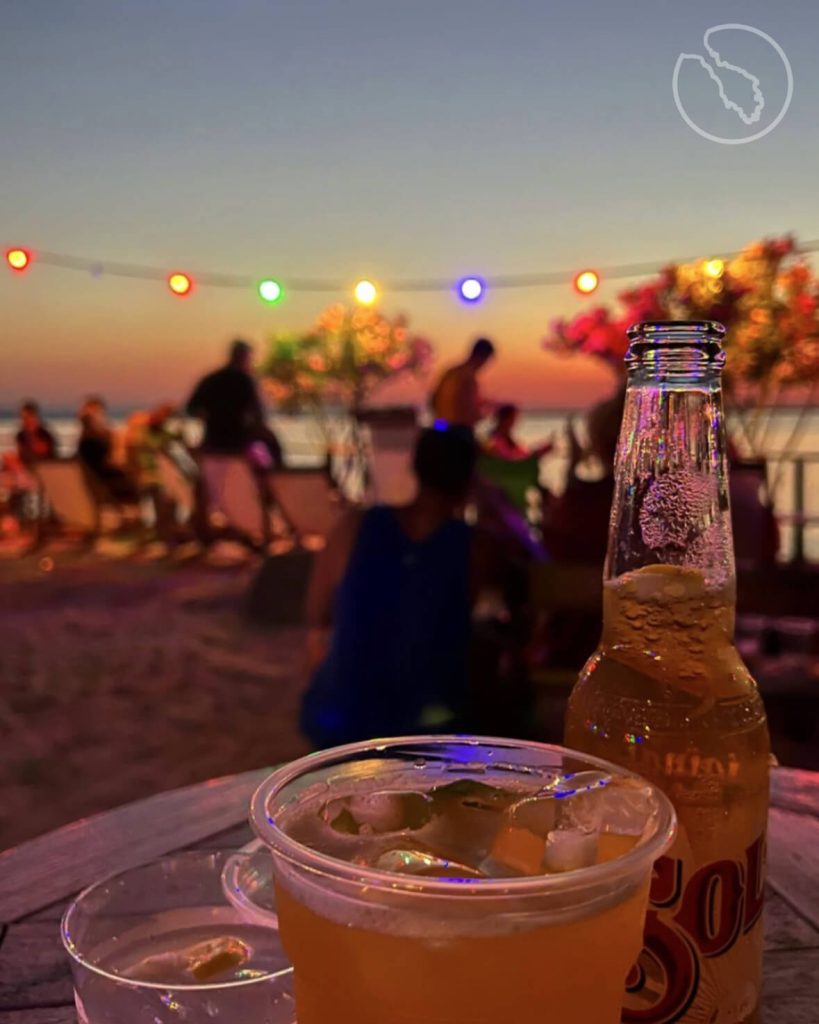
[{"left": 604, "top": 358, "right": 736, "bottom": 595}]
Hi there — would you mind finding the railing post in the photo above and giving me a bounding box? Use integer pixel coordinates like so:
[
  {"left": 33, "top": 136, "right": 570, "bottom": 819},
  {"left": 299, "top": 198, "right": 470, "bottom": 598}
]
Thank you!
[{"left": 792, "top": 458, "right": 806, "bottom": 564}]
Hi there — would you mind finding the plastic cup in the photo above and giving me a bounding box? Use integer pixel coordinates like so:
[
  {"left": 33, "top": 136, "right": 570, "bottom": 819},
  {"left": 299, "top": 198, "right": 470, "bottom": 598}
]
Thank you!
[
  {"left": 250, "top": 735, "right": 676, "bottom": 1024},
  {"left": 61, "top": 851, "right": 294, "bottom": 1023}
]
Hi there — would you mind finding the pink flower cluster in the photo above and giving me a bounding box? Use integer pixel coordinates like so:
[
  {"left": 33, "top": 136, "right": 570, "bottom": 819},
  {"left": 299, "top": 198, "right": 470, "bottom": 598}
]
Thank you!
[{"left": 543, "top": 235, "right": 819, "bottom": 390}]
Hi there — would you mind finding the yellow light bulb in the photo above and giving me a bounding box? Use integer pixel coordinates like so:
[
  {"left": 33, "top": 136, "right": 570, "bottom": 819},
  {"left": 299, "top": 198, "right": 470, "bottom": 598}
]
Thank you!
[
  {"left": 168, "top": 272, "right": 193, "bottom": 296},
  {"left": 354, "top": 279, "right": 377, "bottom": 305},
  {"left": 574, "top": 270, "right": 599, "bottom": 295},
  {"left": 6, "top": 248, "right": 31, "bottom": 271}
]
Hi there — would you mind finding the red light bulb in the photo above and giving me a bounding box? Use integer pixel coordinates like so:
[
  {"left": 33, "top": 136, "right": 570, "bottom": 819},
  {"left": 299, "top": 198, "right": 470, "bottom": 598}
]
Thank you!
[{"left": 6, "top": 248, "right": 32, "bottom": 272}]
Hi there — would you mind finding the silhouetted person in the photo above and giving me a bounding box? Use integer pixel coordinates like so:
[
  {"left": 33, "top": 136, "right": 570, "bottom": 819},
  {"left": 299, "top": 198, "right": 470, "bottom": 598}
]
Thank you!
[
  {"left": 726, "top": 439, "right": 779, "bottom": 569},
  {"left": 77, "top": 397, "right": 139, "bottom": 502},
  {"left": 16, "top": 401, "right": 56, "bottom": 463},
  {"left": 124, "top": 403, "right": 194, "bottom": 539},
  {"left": 302, "top": 426, "right": 480, "bottom": 748},
  {"left": 476, "top": 403, "right": 555, "bottom": 529},
  {"left": 545, "top": 390, "right": 624, "bottom": 565},
  {"left": 430, "top": 337, "right": 496, "bottom": 429},
  {"left": 485, "top": 403, "right": 553, "bottom": 461},
  {"left": 186, "top": 339, "right": 282, "bottom": 466},
  {"left": 527, "top": 393, "right": 624, "bottom": 682}
]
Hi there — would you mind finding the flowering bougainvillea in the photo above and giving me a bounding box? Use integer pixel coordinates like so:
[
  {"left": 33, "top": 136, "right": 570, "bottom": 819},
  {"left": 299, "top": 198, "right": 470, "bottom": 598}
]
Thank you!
[
  {"left": 544, "top": 236, "right": 819, "bottom": 458},
  {"left": 544, "top": 236, "right": 819, "bottom": 392},
  {"left": 262, "top": 304, "right": 433, "bottom": 413}
]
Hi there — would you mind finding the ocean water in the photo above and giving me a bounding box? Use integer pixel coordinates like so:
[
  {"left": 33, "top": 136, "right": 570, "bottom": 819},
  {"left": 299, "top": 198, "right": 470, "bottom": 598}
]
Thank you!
[{"left": 1, "top": 407, "right": 817, "bottom": 561}]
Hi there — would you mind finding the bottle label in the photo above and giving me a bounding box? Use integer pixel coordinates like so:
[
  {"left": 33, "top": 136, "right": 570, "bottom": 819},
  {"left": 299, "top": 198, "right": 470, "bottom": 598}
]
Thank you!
[{"left": 623, "top": 834, "right": 765, "bottom": 1023}]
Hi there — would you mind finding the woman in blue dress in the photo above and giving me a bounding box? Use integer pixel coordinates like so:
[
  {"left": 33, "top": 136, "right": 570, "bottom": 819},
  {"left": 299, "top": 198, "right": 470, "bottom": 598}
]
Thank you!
[{"left": 302, "top": 426, "right": 479, "bottom": 748}]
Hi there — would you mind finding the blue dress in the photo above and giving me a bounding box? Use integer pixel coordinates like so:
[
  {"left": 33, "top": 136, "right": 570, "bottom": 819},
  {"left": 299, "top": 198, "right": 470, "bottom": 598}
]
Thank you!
[{"left": 301, "top": 506, "right": 472, "bottom": 748}]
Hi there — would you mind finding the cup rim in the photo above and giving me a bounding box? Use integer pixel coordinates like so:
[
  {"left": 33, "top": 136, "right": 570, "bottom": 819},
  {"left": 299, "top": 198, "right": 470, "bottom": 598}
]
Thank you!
[
  {"left": 221, "top": 840, "right": 281, "bottom": 929},
  {"left": 250, "top": 735, "right": 677, "bottom": 899},
  {"left": 60, "top": 850, "right": 293, "bottom": 992}
]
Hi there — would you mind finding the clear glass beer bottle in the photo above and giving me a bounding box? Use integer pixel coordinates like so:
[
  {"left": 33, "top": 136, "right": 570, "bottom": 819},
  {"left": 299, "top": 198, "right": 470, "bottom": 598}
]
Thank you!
[{"left": 565, "top": 321, "right": 769, "bottom": 1024}]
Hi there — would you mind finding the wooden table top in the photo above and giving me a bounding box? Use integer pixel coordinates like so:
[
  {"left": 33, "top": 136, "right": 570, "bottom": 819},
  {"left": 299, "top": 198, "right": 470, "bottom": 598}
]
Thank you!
[{"left": 1, "top": 766, "right": 818, "bottom": 1023}]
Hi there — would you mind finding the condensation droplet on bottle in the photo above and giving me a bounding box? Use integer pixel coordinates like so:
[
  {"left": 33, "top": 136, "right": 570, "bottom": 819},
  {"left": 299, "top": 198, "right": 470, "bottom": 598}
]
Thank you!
[{"left": 639, "top": 470, "right": 715, "bottom": 551}]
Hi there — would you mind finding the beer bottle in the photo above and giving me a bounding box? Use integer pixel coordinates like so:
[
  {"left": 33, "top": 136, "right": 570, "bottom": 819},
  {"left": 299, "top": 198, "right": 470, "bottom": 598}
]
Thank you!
[{"left": 565, "top": 320, "right": 769, "bottom": 1023}]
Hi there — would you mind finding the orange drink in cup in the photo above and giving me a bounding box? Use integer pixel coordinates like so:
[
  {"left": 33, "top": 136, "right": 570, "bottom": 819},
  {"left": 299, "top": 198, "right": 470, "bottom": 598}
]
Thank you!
[{"left": 251, "top": 736, "right": 675, "bottom": 1024}]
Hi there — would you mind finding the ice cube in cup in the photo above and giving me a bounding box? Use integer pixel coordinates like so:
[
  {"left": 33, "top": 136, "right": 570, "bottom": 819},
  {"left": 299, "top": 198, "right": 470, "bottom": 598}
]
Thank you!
[
  {"left": 321, "top": 789, "right": 433, "bottom": 835},
  {"left": 419, "top": 777, "right": 521, "bottom": 865},
  {"left": 487, "top": 770, "right": 610, "bottom": 875},
  {"left": 373, "top": 847, "right": 485, "bottom": 878}
]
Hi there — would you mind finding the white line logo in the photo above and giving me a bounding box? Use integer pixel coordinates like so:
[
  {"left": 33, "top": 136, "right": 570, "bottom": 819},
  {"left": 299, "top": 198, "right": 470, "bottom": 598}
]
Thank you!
[{"left": 672, "top": 24, "right": 793, "bottom": 145}]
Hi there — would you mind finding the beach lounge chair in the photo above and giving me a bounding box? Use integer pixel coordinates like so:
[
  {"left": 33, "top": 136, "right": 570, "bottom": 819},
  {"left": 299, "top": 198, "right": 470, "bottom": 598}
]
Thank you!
[
  {"left": 359, "top": 407, "right": 418, "bottom": 505},
  {"left": 31, "top": 460, "right": 101, "bottom": 540},
  {"left": 269, "top": 469, "right": 342, "bottom": 542},
  {"left": 156, "top": 451, "right": 196, "bottom": 524},
  {"left": 197, "top": 455, "right": 272, "bottom": 549}
]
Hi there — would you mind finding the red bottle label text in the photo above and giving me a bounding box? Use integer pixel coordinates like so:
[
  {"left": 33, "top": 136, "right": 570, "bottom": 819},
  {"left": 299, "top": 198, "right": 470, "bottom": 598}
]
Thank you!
[{"left": 623, "top": 834, "right": 765, "bottom": 1023}]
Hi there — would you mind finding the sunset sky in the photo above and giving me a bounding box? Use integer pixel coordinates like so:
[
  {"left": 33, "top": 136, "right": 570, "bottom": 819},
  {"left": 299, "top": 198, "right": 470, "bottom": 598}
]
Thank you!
[{"left": 2, "top": 0, "right": 817, "bottom": 411}]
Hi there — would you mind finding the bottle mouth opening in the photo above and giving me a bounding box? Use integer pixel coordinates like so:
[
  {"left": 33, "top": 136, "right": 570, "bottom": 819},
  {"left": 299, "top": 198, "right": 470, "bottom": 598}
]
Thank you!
[
  {"left": 625, "top": 320, "right": 726, "bottom": 370},
  {"left": 630, "top": 317, "right": 724, "bottom": 342}
]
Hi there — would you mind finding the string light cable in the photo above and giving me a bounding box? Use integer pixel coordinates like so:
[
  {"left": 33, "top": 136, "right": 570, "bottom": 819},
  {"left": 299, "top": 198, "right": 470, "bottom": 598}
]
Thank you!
[{"left": 5, "top": 238, "right": 819, "bottom": 303}]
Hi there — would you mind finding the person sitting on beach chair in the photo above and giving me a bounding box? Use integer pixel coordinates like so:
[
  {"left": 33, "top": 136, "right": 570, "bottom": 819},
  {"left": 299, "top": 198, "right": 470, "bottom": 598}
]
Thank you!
[
  {"left": 125, "top": 403, "right": 195, "bottom": 539},
  {"left": 484, "top": 403, "right": 553, "bottom": 463},
  {"left": 76, "top": 397, "right": 140, "bottom": 504},
  {"left": 478, "top": 402, "right": 555, "bottom": 524},
  {"left": 16, "top": 400, "right": 57, "bottom": 464}
]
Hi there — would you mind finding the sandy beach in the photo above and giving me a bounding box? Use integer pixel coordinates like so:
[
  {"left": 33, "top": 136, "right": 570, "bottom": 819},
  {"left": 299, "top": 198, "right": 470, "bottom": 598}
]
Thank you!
[
  {"left": 2, "top": 536, "right": 818, "bottom": 853},
  {"left": 0, "top": 551, "right": 309, "bottom": 851}
]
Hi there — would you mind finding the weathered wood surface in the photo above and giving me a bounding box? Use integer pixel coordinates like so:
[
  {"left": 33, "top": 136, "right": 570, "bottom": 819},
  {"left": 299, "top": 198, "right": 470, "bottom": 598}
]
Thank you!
[
  {"left": 766, "top": 807, "right": 819, "bottom": 932},
  {"left": 1, "top": 767, "right": 817, "bottom": 1023},
  {"left": 770, "top": 767, "right": 819, "bottom": 817},
  {"left": 0, "top": 768, "right": 268, "bottom": 923},
  {"left": 0, "top": 1012, "right": 76, "bottom": 1024}
]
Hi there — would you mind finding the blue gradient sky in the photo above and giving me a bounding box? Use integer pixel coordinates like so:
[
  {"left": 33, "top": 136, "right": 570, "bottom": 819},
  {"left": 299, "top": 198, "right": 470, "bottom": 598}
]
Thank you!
[{"left": 2, "top": 0, "right": 817, "bottom": 409}]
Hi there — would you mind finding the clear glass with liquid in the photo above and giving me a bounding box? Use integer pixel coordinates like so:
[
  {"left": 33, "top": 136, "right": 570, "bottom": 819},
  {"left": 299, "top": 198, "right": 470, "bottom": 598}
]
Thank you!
[{"left": 61, "top": 851, "right": 295, "bottom": 1023}]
